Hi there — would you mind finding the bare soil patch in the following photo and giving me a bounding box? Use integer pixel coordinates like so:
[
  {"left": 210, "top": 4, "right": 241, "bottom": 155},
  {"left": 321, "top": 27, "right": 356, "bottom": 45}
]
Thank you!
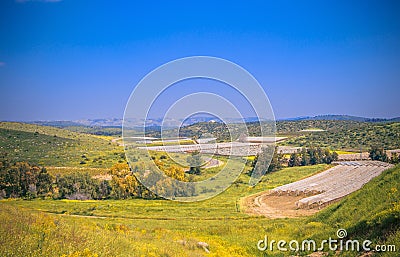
[{"left": 242, "top": 191, "right": 320, "bottom": 218}]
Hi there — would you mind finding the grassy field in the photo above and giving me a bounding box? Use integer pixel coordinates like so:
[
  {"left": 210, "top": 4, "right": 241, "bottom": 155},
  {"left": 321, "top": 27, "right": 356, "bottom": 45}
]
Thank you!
[
  {"left": 0, "top": 164, "right": 331, "bottom": 257},
  {"left": 1, "top": 122, "right": 399, "bottom": 256},
  {"left": 145, "top": 139, "right": 195, "bottom": 147},
  {"left": 332, "top": 150, "right": 356, "bottom": 155},
  {"left": 0, "top": 122, "right": 125, "bottom": 168},
  {"left": 1, "top": 164, "right": 399, "bottom": 256},
  {"left": 2, "top": 163, "right": 397, "bottom": 257},
  {"left": 46, "top": 166, "right": 110, "bottom": 177}
]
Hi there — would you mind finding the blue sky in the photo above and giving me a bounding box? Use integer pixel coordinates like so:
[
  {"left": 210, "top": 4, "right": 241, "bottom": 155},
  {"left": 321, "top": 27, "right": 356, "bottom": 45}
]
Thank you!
[{"left": 0, "top": 0, "right": 399, "bottom": 121}]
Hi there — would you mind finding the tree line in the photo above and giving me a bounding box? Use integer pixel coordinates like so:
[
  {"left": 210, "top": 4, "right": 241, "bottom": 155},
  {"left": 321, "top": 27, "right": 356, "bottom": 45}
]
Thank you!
[
  {"left": 287, "top": 147, "right": 338, "bottom": 167},
  {"left": 369, "top": 146, "right": 399, "bottom": 164},
  {"left": 251, "top": 146, "right": 339, "bottom": 175},
  {"left": 0, "top": 161, "right": 193, "bottom": 200},
  {"left": 251, "top": 146, "right": 399, "bottom": 176}
]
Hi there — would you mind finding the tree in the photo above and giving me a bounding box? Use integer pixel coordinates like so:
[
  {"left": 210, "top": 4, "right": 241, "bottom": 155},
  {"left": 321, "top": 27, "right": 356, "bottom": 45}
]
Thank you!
[
  {"left": 268, "top": 149, "right": 283, "bottom": 172},
  {"left": 300, "top": 148, "right": 310, "bottom": 166},
  {"left": 331, "top": 151, "right": 339, "bottom": 163},
  {"left": 108, "top": 163, "right": 154, "bottom": 199},
  {"left": 0, "top": 161, "right": 53, "bottom": 199},
  {"left": 251, "top": 146, "right": 282, "bottom": 175},
  {"left": 186, "top": 152, "right": 202, "bottom": 175},
  {"left": 164, "top": 165, "right": 186, "bottom": 181},
  {"left": 288, "top": 152, "right": 301, "bottom": 167},
  {"left": 56, "top": 172, "right": 98, "bottom": 200},
  {"left": 109, "top": 163, "right": 132, "bottom": 199},
  {"left": 389, "top": 152, "right": 399, "bottom": 164},
  {"left": 322, "top": 149, "right": 338, "bottom": 164},
  {"left": 369, "top": 146, "right": 388, "bottom": 162},
  {"left": 36, "top": 167, "right": 53, "bottom": 197},
  {"left": 97, "top": 180, "right": 111, "bottom": 199},
  {"left": 288, "top": 147, "right": 337, "bottom": 167},
  {"left": 308, "top": 147, "right": 323, "bottom": 165}
]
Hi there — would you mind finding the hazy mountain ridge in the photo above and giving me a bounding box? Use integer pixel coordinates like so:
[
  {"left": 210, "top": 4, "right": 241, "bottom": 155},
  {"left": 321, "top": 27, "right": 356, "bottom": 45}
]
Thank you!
[
  {"left": 19, "top": 114, "right": 400, "bottom": 128},
  {"left": 279, "top": 114, "right": 400, "bottom": 122}
]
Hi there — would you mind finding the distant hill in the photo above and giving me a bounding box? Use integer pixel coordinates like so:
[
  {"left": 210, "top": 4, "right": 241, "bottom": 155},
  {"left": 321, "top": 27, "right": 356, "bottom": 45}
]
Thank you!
[
  {"left": 282, "top": 114, "right": 400, "bottom": 122},
  {"left": 9, "top": 114, "right": 400, "bottom": 129},
  {"left": 27, "top": 120, "right": 85, "bottom": 127},
  {"left": 24, "top": 117, "right": 264, "bottom": 128}
]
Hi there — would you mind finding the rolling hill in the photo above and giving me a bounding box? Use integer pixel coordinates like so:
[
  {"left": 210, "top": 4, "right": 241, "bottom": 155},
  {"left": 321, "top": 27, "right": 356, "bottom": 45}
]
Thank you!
[{"left": 0, "top": 122, "right": 125, "bottom": 168}]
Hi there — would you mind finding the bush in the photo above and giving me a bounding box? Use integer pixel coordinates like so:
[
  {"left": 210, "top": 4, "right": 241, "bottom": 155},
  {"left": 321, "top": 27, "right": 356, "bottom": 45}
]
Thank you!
[{"left": 0, "top": 160, "right": 53, "bottom": 198}]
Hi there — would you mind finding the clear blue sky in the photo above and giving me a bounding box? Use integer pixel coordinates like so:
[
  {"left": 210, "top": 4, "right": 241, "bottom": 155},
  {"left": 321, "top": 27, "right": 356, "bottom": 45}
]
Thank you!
[{"left": 0, "top": 0, "right": 399, "bottom": 121}]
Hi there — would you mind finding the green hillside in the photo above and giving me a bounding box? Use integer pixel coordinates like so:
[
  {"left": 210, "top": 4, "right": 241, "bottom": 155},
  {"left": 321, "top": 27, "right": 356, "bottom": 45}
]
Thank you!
[
  {"left": 0, "top": 122, "right": 125, "bottom": 168},
  {"left": 281, "top": 121, "right": 400, "bottom": 150},
  {"left": 175, "top": 120, "right": 400, "bottom": 150},
  {"left": 307, "top": 164, "right": 400, "bottom": 256}
]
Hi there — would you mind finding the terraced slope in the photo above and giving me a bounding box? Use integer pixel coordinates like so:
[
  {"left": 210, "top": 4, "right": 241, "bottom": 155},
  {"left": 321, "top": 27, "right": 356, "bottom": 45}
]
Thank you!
[
  {"left": 272, "top": 161, "right": 393, "bottom": 208},
  {"left": 247, "top": 161, "right": 394, "bottom": 218}
]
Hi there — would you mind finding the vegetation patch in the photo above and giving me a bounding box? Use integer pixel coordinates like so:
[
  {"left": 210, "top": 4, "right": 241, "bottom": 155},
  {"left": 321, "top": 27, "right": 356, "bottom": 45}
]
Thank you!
[{"left": 0, "top": 122, "right": 125, "bottom": 168}]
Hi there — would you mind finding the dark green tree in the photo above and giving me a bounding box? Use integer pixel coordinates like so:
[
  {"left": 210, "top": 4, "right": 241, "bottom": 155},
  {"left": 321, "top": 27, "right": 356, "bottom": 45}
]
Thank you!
[
  {"left": 56, "top": 172, "right": 99, "bottom": 200},
  {"left": 186, "top": 152, "right": 202, "bottom": 175},
  {"left": 288, "top": 152, "right": 301, "bottom": 167},
  {"left": 251, "top": 146, "right": 282, "bottom": 175},
  {"left": 300, "top": 148, "right": 310, "bottom": 166},
  {"left": 369, "top": 146, "right": 388, "bottom": 162},
  {"left": 389, "top": 152, "right": 399, "bottom": 164},
  {"left": 36, "top": 167, "right": 53, "bottom": 197},
  {"left": 0, "top": 161, "right": 53, "bottom": 199}
]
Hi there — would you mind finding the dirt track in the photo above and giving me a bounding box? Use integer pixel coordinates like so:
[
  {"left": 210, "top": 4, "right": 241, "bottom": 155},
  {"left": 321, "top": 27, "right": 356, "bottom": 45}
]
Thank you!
[{"left": 242, "top": 191, "right": 320, "bottom": 218}]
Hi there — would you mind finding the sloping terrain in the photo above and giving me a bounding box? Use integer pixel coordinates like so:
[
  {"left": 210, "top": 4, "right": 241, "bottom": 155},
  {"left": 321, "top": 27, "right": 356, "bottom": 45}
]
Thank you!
[
  {"left": 0, "top": 122, "right": 124, "bottom": 168},
  {"left": 246, "top": 161, "right": 394, "bottom": 218}
]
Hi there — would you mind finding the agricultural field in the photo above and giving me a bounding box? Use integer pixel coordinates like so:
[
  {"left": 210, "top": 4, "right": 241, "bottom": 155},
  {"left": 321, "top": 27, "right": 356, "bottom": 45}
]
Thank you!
[{"left": 246, "top": 161, "right": 394, "bottom": 218}]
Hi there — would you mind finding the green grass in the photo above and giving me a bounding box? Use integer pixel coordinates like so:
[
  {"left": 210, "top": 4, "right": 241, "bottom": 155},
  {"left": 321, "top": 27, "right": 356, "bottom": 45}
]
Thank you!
[
  {"left": 46, "top": 166, "right": 109, "bottom": 177},
  {"left": 300, "top": 127, "right": 325, "bottom": 131},
  {"left": 1, "top": 164, "right": 399, "bottom": 256},
  {"left": 145, "top": 139, "right": 195, "bottom": 147},
  {"left": 0, "top": 122, "right": 125, "bottom": 168},
  {"left": 149, "top": 150, "right": 197, "bottom": 168},
  {"left": 310, "top": 164, "right": 400, "bottom": 241},
  {"left": 0, "top": 164, "right": 329, "bottom": 256},
  {"left": 332, "top": 150, "right": 355, "bottom": 155},
  {"left": 149, "top": 150, "right": 228, "bottom": 180}
]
